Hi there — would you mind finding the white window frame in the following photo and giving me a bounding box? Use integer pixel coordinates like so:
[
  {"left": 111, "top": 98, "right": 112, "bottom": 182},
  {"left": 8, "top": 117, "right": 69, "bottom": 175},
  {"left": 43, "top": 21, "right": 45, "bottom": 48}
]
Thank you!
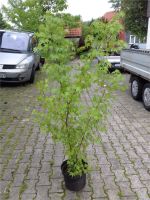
[{"left": 129, "top": 35, "right": 136, "bottom": 44}]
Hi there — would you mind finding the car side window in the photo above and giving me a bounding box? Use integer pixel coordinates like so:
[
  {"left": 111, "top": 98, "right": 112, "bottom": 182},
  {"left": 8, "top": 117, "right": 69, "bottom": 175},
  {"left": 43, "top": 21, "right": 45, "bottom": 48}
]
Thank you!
[{"left": 30, "top": 36, "right": 37, "bottom": 51}]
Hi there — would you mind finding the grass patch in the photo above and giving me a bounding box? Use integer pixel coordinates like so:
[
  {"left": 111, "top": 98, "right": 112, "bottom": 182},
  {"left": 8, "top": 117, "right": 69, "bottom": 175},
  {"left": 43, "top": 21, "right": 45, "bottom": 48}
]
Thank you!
[{"left": 19, "top": 182, "right": 28, "bottom": 199}]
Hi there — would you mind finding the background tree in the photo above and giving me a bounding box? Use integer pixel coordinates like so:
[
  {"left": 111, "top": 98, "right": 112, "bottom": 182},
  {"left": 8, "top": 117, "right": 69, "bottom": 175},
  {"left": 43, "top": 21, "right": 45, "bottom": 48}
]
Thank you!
[
  {"left": 77, "top": 20, "right": 94, "bottom": 54},
  {"left": 0, "top": 12, "right": 7, "bottom": 29},
  {"left": 109, "top": 0, "right": 122, "bottom": 10},
  {"left": 57, "top": 13, "right": 81, "bottom": 28},
  {"left": 109, "top": 0, "right": 148, "bottom": 40},
  {"left": 3, "top": 0, "right": 67, "bottom": 31}
]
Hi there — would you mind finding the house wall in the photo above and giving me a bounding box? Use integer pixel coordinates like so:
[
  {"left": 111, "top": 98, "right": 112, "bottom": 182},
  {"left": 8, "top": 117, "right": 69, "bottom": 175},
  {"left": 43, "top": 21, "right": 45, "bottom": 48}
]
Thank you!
[
  {"left": 146, "top": 18, "right": 150, "bottom": 48},
  {"left": 147, "top": 0, "right": 150, "bottom": 48},
  {"left": 125, "top": 32, "right": 130, "bottom": 43}
]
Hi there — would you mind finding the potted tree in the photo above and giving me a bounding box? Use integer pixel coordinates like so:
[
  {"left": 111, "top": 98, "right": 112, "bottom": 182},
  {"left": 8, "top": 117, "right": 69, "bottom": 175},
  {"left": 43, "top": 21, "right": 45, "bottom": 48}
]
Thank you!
[{"left": 34, "top": 13, "right": 125, "bottom": 191}]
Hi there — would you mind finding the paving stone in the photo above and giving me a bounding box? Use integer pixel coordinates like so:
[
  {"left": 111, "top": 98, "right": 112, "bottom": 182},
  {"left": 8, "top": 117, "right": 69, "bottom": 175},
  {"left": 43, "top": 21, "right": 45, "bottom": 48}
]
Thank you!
[
  {"left": 36, "top": 186, "right": 50, "bottom": 200},
  {"left": 40, "top": 162, "right": 51, "bottom": 173},
  {"left": 134, "top": 146, "right": 147, "bottom": 155},
  {"left": 137, "top": 169, "right": 150, "bottom": 181},
  {"left": 119, "top": 156, "right": 132, "bottom": 165},
  {"left": 132, "top": 159, "right": 146, "bottom": 170},
  {"left": 92, "top": 181, "right": 106, "bottom": 198},
  {"left": 16, "top": 162, "right": 29, "bottom": 174},
  {"left": 100, "top": 165, "right": 113, "bottom": 176},
  {"left": 49, "top": 192, "right": 64, "bottom": 200},
  {"left": 54, "top": 145, "right": 64, "bottom": 157},
  {"left": 90, "top": 171, "right": 103, "bottom": 183},
  {"left": 0, "top": 180, "right": 10, "bottom": 195},
  {"left": 23, "top": 179, "right": 37, "bottom": 194},
  {"left": 50, "top": 179, "right": 63, "bottom": 193},
  {"left": 9, "top": 187, "right": 20, "bottom": 200},
  {"left": 142, "top": 180, "right": 150, "bottom": 197},
  {"left": 37, "top": 172, "right": 50, "bottom": 186},
  {"left": 88, "top": 159, "right": 99, "bottom": 171},
  {"left": 43, "top": 152, "right": 53, "bottom": 162},
  {"left": 123, "top": 164, "right": 138, "bottom": 176},
  {"left": 109, "top": 158, "right": 123, "bottom": 170},
  {"left": 53, "top": 156, "right": 64, "bottom": 167},
  {"left": 51, "top": 167, "right": 63, "bottom": 179},
  {"left": 133, "top": 188, "right": 150, "bottom": 200},
  {"left": 118, "top": 181, "right": 136, "bottom": 197},
  {"left": 121, "top": 197, "right": 138, "bottom": 200},
  {"left": 12, "top": 173, "right": 25, "bottom": 187},
  {"left": 103, "top": 175, "right": 119, "bottom": 191},
  {"left": 5, "top": 160, "right": 18, "bottom": 169},
  {"left": 22, "top": 193, "right": 36, "bottom": 200},
  {"left": 24, "top": 146, "right": 33, "bottom": 154},
  {"left": 102, "top": 143, "right": 114, "bottom": 152},
  {"left": 32, "top": 153, "right": 43, "bottom": 162},
  {"left": 77, "top": 191, "right": 92, "bottom": 200},
  {"left": 140, "top": 154, "right": 150, "bottom": 163},
  {"left": 128, "top": 175, "right": 145, "bottom": 189},
  {"left": 64, "top": 190, "right": 78, "bottom": 200},
  {"left": 2, "top": 169, "right": 14, "bottom": 181},
  {"left": 44, "top": 145, "right": 54, "bottom": 153},
  {"left": 26, "top": 167, "right": 39, "bottom": 180},
  {"left": 94, "top": 145, "right": 105, "bottom": 155},
  {"left": 127, "top": 150, "right": 139, "bottom": 159},
  {"left": 107, "top": 189, "right": 120, "bottom": 200},
  {"left": 93, "top": 198, "right": 108, "bottom": 200},
  {"left": 30, "top": 161, "right": 41, "bottom": 168},
  {"left": 97, "top": 155, "right": 109, "bottom": 165},
  {"left": 81, "top": 176, "right": 91, "bottom": 192},
  {"left": 113, "top": 169, "right": 128, "bottom": 182},
  {"left": 113, "top": 146, "right": 126, "bottom": 155}
]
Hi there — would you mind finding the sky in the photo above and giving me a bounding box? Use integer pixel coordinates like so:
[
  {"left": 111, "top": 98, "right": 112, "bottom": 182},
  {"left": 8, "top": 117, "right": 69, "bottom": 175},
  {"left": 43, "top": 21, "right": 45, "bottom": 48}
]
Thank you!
[
  {"left": 0, "top": 0, "right": 113, "bottom": 21},
  {"left": 65, "top": 0, "right": 113, "bottom": 21}
]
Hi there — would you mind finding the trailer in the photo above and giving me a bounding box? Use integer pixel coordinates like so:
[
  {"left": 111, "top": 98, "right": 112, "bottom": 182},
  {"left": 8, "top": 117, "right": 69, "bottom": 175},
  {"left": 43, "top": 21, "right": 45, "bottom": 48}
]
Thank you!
[{"left": 121, "top": 49, "right": 150, "bottom": 111}]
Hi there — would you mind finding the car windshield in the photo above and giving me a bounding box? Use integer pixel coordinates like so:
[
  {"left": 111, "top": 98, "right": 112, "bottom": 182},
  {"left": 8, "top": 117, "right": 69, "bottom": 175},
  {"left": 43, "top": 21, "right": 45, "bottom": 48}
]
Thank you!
[{"left": 0, "top": 32, "right": 29, "bottom": 52}]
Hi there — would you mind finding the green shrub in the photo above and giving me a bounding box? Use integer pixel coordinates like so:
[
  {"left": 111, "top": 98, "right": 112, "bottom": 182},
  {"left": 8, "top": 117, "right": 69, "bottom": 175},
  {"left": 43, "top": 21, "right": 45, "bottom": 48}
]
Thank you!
[{"left": 34, "top": 13, "right": 126, "bottom": 176}]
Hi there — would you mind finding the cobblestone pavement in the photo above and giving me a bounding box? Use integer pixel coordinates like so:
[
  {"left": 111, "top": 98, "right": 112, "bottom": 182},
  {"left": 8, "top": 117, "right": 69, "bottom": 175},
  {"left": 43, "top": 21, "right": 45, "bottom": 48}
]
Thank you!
[{"left": 0, "top": 71, "right": 150, "bottom": 200}]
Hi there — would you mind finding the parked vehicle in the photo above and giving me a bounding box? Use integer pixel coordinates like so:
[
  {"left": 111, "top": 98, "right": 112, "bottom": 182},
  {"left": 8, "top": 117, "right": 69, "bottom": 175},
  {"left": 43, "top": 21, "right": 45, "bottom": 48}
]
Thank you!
[
  {"left": 129, "top": 43, "right": 146, "bottom": 50},
  {"left": 121, "top": 49, "right": 150, "bottom": 111},
  {"left": 97, "top": 52, "right": 123, "bottom": 72},
  {"left": 0, "top": 30, "right": 41, "bottom": 83}
]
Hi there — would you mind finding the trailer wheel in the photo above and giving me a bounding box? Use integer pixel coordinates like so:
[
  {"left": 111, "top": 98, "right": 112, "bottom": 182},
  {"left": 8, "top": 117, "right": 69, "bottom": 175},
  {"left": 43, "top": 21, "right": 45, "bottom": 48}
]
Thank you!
[
  {"left": 131, "top": 76, "right": 143, "bottom": 100},
  {"left": 142, "top": 83, "right": 150, "bottom": 111}
]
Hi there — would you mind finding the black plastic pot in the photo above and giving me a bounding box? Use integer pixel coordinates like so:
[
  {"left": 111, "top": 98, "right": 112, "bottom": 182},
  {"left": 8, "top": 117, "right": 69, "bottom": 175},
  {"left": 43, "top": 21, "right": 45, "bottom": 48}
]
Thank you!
[{"left": 61, "top": 160, "right": 86, "bottom": 191}]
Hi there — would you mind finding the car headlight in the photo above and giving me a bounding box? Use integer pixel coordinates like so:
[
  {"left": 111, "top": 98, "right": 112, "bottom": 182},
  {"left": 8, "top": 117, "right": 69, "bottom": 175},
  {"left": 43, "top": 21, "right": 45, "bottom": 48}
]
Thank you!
[{"left": 16, "top": 59, "right": 30, "bottom": 69}]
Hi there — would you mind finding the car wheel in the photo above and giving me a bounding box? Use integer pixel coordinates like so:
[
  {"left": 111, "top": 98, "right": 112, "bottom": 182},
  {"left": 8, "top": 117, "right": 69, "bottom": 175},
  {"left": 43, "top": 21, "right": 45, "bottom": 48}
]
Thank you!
[
  {"left": 36, "top": 63, "right": 41, "bottom": 71},
  {"left": 131, "top": 76, "right": 143, "bottom": 100},
  {"left": 40, "top": 57, "right": 45, "bottom": 65},
  {"left": 29, "top": 67, "right": 35, "bottom": 84},
  {"left": 142, "top": 83, "right": 150, "bottom": 111}
]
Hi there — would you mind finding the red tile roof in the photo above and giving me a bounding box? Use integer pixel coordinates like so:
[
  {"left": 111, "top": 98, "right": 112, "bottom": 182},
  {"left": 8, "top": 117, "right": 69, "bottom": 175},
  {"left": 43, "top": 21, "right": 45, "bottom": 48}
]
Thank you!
[
  {"left": 102, "top": 11, "right": 126, "bottom": 41},
  {"left": 102, "top": 11, "right": 116, "bottom": 21},
  {"left": 65, "top": 28, "right": 82, "bottom": 38}
]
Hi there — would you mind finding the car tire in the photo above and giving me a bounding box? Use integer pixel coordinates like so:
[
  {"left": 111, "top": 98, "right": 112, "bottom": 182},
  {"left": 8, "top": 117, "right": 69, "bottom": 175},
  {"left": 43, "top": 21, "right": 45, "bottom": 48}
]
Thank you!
[
  {"left": 142, "top": 83, "right": 150, "bottom": 111},
  {"left": 40, "top": 57, "right": 45, "bottom": 65},
  {"left": 36, "top": 63, "right": 41, "bottom": 71},
  {"left": 29, "top": 67, "right": 35, "bottom": 84},
  {"left": 131, "top": 76, "right": 143, "bottom": 100}
]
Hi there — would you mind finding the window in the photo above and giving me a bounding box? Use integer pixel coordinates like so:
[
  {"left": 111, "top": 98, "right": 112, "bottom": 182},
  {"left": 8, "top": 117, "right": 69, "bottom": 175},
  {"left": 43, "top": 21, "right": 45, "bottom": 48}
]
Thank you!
[
  {"left": 129, "top": 35, "right": 136, "bottom": 44},
  {"left": 129, "top": 35, "right": 141, "bottom": 44},
  {"left": 0, "top": 32, "right": 29, "bottom": 51},
  {"left": 30, "top": 36, "right": 37, "bottom": 51}
]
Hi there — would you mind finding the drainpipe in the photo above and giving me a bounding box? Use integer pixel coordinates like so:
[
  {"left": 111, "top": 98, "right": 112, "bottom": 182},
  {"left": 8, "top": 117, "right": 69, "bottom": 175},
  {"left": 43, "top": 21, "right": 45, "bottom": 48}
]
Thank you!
[{"left": 146, "top": 18, "right": 150, "bottom": 49}]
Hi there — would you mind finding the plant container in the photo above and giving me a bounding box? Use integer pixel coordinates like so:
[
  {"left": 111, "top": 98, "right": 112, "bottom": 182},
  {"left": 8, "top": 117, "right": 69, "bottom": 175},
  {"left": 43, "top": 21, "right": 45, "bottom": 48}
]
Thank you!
[{"left": 61, "top": 160, "right": 86, "bottom": 191}]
